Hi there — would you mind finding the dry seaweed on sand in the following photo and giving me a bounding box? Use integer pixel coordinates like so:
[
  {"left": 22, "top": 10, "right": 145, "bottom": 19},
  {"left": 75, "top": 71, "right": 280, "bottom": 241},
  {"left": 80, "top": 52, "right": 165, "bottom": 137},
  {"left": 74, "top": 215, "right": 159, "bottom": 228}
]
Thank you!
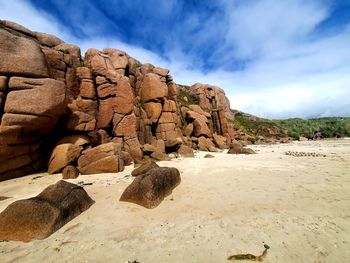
[{"left": 227, "top": 244, "right": 270, "bottom": 261}]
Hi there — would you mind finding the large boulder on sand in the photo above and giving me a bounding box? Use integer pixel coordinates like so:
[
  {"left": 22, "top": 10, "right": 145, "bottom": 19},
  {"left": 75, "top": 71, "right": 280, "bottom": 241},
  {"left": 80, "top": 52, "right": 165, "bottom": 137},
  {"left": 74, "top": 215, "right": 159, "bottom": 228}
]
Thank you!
[
  {"left": 177, "top": 145, "right": 194, "bottom": 157},
  {"left": 227, "top": 144, "right": 256, "bottom": 155},
  {"left": 0, "top": 180, "right": 94, "bottom": 242},
  {"left": 77, "top": 142, "right": 124, "bottom": 174},
  {"left": 120, "top": 167, "right": 181, "bottom": 208}
]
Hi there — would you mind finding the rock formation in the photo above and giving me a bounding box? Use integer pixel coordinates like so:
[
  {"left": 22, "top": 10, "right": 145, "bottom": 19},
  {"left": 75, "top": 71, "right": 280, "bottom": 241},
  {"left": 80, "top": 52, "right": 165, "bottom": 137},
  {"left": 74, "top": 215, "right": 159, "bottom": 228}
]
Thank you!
[
  {"left": 0, "top": 180, "right": 94, "bottom": 242},
  {"left": 120, "top": 167, "right": 181, "bottom": 208},
  {"left": 227, "top": 144, "right": 256, "bottom": 155},
  {"left": 0, "top": 20, "right": 286, "bottom": 181}
]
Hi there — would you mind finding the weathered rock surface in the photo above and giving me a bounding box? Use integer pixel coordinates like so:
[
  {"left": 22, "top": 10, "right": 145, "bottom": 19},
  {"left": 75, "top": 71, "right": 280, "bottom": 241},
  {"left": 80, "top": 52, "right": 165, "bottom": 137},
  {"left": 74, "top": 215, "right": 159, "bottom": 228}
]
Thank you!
[
  {"left": 0, "top": 28, "right": 49, "bottom": 77},
  {"left": 77, "top": 142, "right": 124, "bottom": 174},
  {"left": 131, "top": 159, "right": 159, "bottom": 177},
  {"left": 140, "top": 73, "right": 168, "bottom": 102},
  {"left": 62, "top": 165, "right": 79, "bottom": 179},
  {"left": 48, "top": 144, "right": 82, "bottom": 174},
  {"left": 0, "top": 20, "right": 257, "bottom": 181},
  {"left": 120, "top": 167, "right": 181, "bottom": 208},
  {"left": 0, "top": 180, "right": 94, "bottom": 242},
  {"left": 227, "top": 144, "right": 256, "bottom": 155},
  {"left": 177, "top": 145, "right": 194, "bottom": 157}
]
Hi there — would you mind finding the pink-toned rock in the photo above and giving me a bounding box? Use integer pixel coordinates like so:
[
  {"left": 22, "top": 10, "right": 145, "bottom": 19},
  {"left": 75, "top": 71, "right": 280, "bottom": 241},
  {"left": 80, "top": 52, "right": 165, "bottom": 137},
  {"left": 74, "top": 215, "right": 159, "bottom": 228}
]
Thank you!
[
  {"left": 188, "top": 104, "right": 211, "bottom": 117},
  {"left": 103, "top": 48, "right": 129, "bottom": 70},
  {"left": 227, "top": 144, "right": 256, "bottom": 155},
  {"left": 114, "top": 114, "right": 137, "bottom": 138},
  {"left": 66, "top": 111, "right": 96, "bottom": 131},
  {"left": 80, "top": 80, "right": 95, "bottom": 99},
  {"left": 198, "top": 136, "right": 217, "bottom": 152},
  {"left": 72, "top": 97, "right": 97, "bottom": 116},
  {"left": 131, "top": 159, "right": 159, "bottom": 177},
  {"left": 120, "top": 167, "right": 181, "bottom": 209},
  {"left": 177, "top": 145, "right": 194, "bottom": 157},
  {"left": 55, "top": 43, "right": 81, "bottom": 58},
  {"left": 78, "top": 142, "right": 124, "bottom": 174},
  {"left": 143, "top": 144, "right": 157, "bottom": 154},
  {"left": 0, "top": 77, "right": 66, "bottom": 145},
  {"left": 156, "top": 123, "right": 178, "bottom": 141},
  {"left": 76, "top": 67, "right": 92, "bottom": 79},
  {"left": 62, "top": 165, "right": 79, "bottom": 179},
  {"left": 158, "top": 112, "right": 175, "bottom": 124},
  {"left": 0, "top": 29, "right": 50, "bottom": 76},
  {"left": 140, "top": 73, "right": 168, "bottom": 102},
  {"left": 95, "top": 76, "right": 108, "bottom": 85},
  {"left": 0, "top": 180, "right": 94, "bottom": 242},
  {"left": 128, "top": 57, "right": 141, "bottom": 75},
  {"left": 0, "top": 20, "right": 35, "bottom": 37},
  {"left": 153, "top": 67, "right": 169, "bottom": 77},
  {"left": 151, "top": 150, "right": 170, "bottom": 161},
  {"left": 124, "top": 137, "right": 143, "bottom": 160},
  {"left": 121, "top": 151, "right": 133, "bottom": 166},
  {"left": 183, "top": 123, "right": 194, "bottom": 136},
  {"left": 186, "top": 110, "right": 208, "bottom": 123},
  {"left": 34, "top": 32, "right": 63, "bottom": 47},
  {"left": 193, "top": 119, "right": 211, "bottom": 137},
  {"left": 41, "top": 48, "right": 66, "bottom": 77},
  {"left": 151, "top": 139, "right": 166, "bottom": 154},
  {"left": 98, "top": 96, "right": 133, "bottom": 128},
  {"left": 0, "top": 113, "right": 53, "bottom": 144},
  {"left": 213, "top": 134, "right": 228, "bottom": 149},
  {"left": 144, "top": 102, "right": 162, "bottom": 122},
  {"left": 140, "top": 63, "right": 155, "bottom": 75},
  {"left": 167, "top": 82, "right": 179, "bottom": 97},
  {"left": 48, "top": 143, "right": 82, "bottom": 174},
  {"left": 163, "top": 99, "right": 177, "bottom": 112},
  {"left": 6, "top": 77, "right": 66, "bottom": 118},
  {"left": 0, "top": 153, "right": 33, "bottom": 176},
  {"left": 165, "top": 137, "right": 183, "bottom": 148}
]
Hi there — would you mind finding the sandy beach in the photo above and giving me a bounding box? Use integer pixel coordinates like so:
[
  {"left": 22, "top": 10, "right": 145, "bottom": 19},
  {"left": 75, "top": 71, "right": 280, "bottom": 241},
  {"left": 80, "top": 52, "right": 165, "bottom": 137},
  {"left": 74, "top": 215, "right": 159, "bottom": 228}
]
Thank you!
[{"left": 1, "top": 139, "right": 349, "bottom": 263}]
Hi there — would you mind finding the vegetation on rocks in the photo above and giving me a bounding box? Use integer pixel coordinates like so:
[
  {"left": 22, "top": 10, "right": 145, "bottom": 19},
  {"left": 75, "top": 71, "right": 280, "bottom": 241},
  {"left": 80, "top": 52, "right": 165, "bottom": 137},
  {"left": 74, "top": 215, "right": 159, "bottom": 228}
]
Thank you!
[
  {"left": 177, "top": 84, "right": 199, "bottom": 106},
  {"left": 230, "top": 112, "right": 287, "bottom": 139}
]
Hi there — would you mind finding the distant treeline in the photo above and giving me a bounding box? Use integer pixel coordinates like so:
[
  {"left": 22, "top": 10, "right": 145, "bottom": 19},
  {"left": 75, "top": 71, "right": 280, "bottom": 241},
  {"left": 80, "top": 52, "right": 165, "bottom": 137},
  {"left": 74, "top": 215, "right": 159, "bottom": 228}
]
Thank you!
[
  {"left": 231, "top": 113, "right": 350, "bottom": 140},
  {"left": 273, "top": 117, "right": 350, "bottom": 139}
]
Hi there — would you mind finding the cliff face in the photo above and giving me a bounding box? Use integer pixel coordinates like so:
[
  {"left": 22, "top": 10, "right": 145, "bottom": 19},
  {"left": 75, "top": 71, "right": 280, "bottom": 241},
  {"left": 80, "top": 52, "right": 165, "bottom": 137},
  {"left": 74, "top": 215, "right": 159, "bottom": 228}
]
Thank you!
[{"left": 0, "top": 20, "right": 259, "bottom": 181}]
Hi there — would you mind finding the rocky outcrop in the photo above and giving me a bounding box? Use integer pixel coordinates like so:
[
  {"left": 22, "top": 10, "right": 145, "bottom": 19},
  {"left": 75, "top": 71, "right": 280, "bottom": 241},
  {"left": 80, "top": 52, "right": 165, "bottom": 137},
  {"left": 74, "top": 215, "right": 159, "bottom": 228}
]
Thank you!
[
  {"left": 0, "top": 180, "right": 94, "bottom": 242},
  {"left": 0, "top": 21, "right": 70, "bottom": 181},
  {"left": 0, "top": 20, "right": 262, "bottom": 181},
  {"left": 120, "top": 167, "right": 181, "bottom": 208},
  {"left": 189, "top": 83, "right": 232, "bottom": 135}
]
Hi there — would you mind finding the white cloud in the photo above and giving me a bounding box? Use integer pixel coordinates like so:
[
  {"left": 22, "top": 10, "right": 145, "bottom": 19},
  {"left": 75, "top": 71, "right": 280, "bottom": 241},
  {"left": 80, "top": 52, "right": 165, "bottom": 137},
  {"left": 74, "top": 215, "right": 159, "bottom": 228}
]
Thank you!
[
  {"left": 1, "top": 0, "right": 349, "bottom": 119},
  {"left": 0, "top": 0, "right": 71, "bottom": 40}
]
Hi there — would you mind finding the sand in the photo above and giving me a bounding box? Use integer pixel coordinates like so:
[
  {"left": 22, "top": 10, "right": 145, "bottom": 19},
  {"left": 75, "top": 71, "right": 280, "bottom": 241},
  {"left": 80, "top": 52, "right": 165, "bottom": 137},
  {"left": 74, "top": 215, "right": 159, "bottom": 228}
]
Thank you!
[{"left": 0, "top": 139, "right": 350, "bottom": 263}]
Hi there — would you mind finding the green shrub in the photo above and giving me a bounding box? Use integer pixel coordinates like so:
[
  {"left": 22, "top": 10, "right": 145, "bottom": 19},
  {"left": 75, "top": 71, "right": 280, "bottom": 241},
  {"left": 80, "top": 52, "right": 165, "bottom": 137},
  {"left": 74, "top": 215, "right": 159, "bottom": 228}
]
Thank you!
[{"left": 288, "top": 131, "right": 300, "bottom": 140}]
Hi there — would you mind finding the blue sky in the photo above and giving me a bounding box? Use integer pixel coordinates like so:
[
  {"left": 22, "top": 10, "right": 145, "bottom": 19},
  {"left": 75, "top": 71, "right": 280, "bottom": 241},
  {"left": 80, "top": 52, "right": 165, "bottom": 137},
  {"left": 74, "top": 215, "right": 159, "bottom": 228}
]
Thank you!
[{"left": 1, "top": 0, "right": 350, "bottom": 118}]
